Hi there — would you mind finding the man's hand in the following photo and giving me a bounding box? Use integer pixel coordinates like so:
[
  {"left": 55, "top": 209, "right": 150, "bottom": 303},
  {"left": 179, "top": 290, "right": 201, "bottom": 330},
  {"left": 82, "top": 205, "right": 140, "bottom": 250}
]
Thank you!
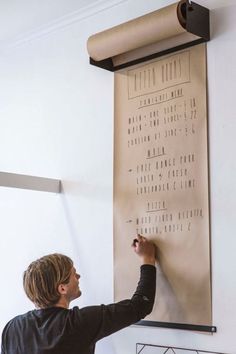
[{"left": 132, "top": 234, "right": 157, "bottom": 266}]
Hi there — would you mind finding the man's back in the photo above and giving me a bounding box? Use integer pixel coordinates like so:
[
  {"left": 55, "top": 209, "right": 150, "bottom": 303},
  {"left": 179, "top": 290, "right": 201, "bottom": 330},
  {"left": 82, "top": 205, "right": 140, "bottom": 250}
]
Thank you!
[
  {"left": 2, "top": 307, "right": 94, "bottom": 354},
  {"left": 1, "top": 238, "right": 157, "bottom": 354},
  {"left": 2, "top": 265, "right": 156, "bottom": 354}
]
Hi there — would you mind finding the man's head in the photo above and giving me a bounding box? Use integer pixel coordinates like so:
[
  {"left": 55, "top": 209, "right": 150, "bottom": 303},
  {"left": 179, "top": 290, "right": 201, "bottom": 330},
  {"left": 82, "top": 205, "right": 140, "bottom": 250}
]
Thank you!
[{"left": 23, "top": 253, "right": 81, "bottom": 309}]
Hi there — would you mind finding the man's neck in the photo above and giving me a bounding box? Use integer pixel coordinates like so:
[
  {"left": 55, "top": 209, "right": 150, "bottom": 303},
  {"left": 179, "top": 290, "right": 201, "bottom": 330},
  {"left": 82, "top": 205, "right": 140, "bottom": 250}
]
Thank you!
[{"left": 54, "top": 297, "right": 69, "bottom": 309}]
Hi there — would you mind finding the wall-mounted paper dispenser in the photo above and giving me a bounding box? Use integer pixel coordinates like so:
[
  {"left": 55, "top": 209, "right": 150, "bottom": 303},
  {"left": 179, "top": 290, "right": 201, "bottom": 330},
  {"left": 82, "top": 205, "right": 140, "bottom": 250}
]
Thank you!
[{"left": 87, "top": 0, "right": 210, "bottom": 71}]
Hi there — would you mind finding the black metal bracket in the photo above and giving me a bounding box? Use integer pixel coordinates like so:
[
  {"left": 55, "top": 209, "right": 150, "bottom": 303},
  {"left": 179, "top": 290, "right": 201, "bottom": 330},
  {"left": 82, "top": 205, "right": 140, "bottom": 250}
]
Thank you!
[
  {"left": 89, "top": 1, "right": 210, "bottom": 72},
  {"left": 90, "top": 38, "right": 205, "bottom": 72},
  {"left": 136, "top": 320, "right": 217, "bottom": 333}
]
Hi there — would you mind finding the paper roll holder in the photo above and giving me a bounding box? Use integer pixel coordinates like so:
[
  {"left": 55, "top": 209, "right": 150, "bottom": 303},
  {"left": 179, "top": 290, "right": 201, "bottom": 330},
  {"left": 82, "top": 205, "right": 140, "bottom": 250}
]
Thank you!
[{"left": 89, "top": 0, "right": 210, "bottom": 71}]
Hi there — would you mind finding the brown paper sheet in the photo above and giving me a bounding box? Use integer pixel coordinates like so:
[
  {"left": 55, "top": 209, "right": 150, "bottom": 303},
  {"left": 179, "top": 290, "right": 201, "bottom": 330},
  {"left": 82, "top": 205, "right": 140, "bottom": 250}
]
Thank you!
[
  {"left": 114, "top": 43, "right": 211, "bottom": 325},
  {"left": 87, "top": 2, "right": 188, "bottom": 62}
]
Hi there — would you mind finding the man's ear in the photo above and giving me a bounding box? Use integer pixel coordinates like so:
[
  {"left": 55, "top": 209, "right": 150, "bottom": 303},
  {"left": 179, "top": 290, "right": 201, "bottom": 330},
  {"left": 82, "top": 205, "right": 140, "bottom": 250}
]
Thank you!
[{"left": 58, "top": 283, "right": 68, "bottom": 295}]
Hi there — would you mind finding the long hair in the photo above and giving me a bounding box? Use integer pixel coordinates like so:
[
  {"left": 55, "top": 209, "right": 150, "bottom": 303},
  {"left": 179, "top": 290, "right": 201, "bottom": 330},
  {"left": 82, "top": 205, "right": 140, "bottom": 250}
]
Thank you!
[{"left": 23, "top": 253, "right": 73, "bottom": 308}]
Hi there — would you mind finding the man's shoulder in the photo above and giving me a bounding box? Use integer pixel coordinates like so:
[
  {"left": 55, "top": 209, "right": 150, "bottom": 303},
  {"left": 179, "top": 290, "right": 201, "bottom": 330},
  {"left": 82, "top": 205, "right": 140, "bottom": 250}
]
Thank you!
[
  {"left": 2, "top": 310, "right": 33, "bottom": 336},
  {"left": 6, "top": 310, "right": 32, "bottom": 323},
  {"left": 2, "top": 307, "right": 82, "bottom": 334}
]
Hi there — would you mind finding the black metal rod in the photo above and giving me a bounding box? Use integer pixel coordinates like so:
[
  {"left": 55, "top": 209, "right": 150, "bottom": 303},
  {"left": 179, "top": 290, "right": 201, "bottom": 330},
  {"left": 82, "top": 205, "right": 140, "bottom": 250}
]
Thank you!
[
  {"left": 136, "top": 320, "right": 217, "bottom": 333},
  {"left": 89, "top": 38, "right": 207, "bottom": 72}
]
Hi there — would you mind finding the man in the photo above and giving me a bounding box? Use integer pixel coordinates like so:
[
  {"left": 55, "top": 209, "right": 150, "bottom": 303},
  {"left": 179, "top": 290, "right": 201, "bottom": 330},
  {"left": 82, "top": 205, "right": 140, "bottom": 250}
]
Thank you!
[{"left": 1, "top": 235, "right": 157, "bottom": 354}]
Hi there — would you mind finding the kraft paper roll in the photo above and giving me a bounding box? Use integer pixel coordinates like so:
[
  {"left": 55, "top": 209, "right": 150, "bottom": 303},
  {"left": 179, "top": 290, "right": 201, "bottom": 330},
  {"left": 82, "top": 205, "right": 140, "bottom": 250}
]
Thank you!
[{"left": 87, "top": 1, "right": 187, "bottom": 62}]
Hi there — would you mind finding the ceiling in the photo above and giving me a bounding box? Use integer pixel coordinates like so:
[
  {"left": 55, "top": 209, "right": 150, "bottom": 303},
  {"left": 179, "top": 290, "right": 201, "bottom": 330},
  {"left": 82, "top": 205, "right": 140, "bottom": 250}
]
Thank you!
[
  {"left": 0, "top": 0, "right": 99, "bottom": 44},
  {"left": 0, "top": 0, "right": 235, "bottom": 45}
]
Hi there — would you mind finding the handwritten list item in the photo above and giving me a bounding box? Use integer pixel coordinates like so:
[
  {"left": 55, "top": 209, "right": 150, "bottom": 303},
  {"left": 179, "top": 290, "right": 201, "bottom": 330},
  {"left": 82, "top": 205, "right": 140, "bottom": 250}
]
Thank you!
[{"left": 114, "top": 44, "right": 211, "bottom": 325}]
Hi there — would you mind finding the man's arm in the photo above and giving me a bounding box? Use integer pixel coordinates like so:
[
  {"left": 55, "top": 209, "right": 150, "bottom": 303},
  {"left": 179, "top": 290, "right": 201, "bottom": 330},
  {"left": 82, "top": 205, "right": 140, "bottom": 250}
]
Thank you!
[
  {"left": 129, "top": 234, "right": 157, "bottom": 316},
  {"left": 79, "top": 235, "right": 157, "bottom": 342}
]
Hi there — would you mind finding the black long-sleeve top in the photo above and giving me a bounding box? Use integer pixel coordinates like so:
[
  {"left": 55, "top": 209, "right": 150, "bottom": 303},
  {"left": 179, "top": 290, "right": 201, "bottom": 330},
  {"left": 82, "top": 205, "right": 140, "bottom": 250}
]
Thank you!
[{"left": 1, "top": 265, "right": 156, "bottom": 354}]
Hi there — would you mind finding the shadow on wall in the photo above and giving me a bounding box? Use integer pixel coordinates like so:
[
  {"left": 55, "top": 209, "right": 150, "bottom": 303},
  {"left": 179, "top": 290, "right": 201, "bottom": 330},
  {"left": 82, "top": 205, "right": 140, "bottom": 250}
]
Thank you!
[
  {"left": 59, "top": 180, "right": 112, "bottom": 301},
  {"left": 60, "top": 179, "right": 111, "bottom": 202},
  {"left": 59, "top": 182, "right": 115, "bottom": 354},
  {"left": 60, "top": 183, "right": 80, "bottom": 252}
]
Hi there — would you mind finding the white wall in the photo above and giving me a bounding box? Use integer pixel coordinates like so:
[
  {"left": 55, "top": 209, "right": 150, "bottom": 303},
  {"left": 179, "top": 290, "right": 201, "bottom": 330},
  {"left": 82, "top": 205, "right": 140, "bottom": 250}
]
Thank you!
[{"left": 0, "top": 0, "right": 236, "bottom": 353}]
